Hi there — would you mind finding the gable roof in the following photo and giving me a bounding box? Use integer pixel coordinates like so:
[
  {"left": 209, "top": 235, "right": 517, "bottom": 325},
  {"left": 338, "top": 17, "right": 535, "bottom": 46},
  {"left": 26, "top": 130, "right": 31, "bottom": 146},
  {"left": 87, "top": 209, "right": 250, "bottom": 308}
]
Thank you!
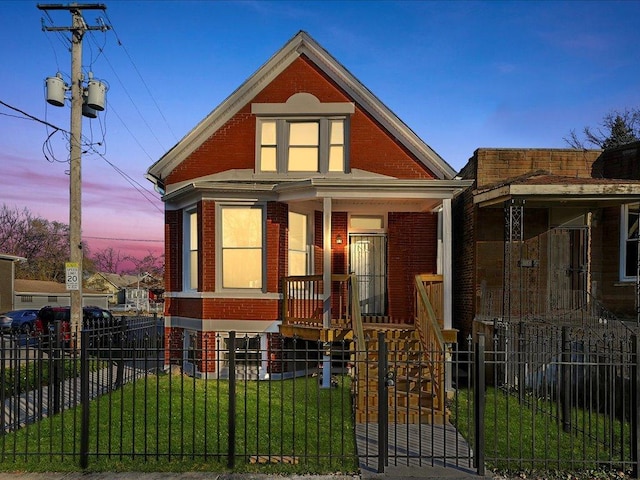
[
  {"left": 87, "top": 272, "right": 138, "bottom": 289},
  {"left": 147, "top": 31, "right": 456, "bottom": 187},
  {"left": 14, "top": 279, "right": 105, "bottom": 296}
]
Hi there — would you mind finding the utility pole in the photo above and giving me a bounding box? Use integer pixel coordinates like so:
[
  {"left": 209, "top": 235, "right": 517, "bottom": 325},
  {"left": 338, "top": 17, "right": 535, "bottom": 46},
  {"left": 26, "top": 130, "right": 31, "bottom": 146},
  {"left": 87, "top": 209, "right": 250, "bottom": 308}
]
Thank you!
[{"left": 38, "top": 3, "right": 109, "bottom": 346}]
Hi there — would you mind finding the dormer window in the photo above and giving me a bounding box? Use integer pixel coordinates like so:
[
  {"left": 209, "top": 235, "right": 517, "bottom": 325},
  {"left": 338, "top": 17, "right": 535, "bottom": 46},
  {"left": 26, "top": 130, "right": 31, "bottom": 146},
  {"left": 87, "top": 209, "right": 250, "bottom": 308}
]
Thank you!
[{"left": 253, "top": 93, "right": 353, "bottom": 175}]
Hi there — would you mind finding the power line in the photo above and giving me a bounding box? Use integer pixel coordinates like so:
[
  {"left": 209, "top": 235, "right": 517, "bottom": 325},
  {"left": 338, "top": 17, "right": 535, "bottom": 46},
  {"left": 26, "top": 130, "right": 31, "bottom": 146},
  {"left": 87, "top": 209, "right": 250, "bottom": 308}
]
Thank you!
[
  {"left": 87, "top": 31, "right": 168, "bottom": 153},
  {"left": 0, "top": 98, "right": 162, "bottom": 213},
  {"left": 103, "top": 9, "right": 179, "bottom": 144},
  {"left": 0, "top": 99, "right": 67, "bottom": 132},
  {"left": 84, "top": 236, "right": 163, "bottom": 243}
]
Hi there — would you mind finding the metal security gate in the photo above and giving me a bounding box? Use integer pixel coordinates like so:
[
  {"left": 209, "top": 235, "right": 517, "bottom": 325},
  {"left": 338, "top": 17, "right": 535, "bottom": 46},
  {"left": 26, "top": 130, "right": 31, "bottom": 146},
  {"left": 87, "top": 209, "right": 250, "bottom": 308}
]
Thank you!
[
  {"left": 349, "top": 234, "right": 387, "bottom": 316},
  {"left": 549, "top": 227, "right": 588, "bottom": 313},
  {"left": 354, "top": 333, "right": 476, "bottom": 474}
]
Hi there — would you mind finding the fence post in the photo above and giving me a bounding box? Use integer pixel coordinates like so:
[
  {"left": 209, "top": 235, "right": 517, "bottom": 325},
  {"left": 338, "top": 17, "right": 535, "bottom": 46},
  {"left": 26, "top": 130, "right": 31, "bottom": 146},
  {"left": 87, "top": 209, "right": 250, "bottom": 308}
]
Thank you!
[
  {"left": 80, "top": 329, "right": 89, "bottom": 469},
  {"left": 115, "top": 317, "right": 125, "bottom": 388},
  {"left": 377, "top": 331, "right": 388, "bottom": 473},
  {"left": 52, "top": 321, "right": 61, "bottom": 415},
  {"left": 474, "top": 333, "right": 485, "bottom": 476},
  {"left": 632, "top": 334, "right": 639, "bottom": 479},
  {"left": 227, "top": 331, "right": 236, "bottom": 469},
  {"left": 560, "top": 326, "right": 571, "bottom": 433}
]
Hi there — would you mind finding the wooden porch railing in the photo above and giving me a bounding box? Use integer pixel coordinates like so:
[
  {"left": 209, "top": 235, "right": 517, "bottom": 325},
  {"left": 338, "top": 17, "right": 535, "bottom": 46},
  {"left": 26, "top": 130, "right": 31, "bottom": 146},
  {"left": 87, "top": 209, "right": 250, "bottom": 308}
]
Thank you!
[
  {"left": 281, "top": 274, "right": 355, "bottom": 327},
  {"left": 414, "top": 274, "right": 455, "bottom": 419}
]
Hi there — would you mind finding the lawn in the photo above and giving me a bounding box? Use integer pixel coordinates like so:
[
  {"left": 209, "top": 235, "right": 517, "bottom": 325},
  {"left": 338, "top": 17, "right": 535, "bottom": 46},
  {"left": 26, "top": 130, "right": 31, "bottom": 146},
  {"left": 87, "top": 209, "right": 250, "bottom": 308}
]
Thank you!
[
  {"left": 0, "top": 372, "right": 358, "bottom": 474},
  {"left": 450, "top": 387, "right": 633, "bottom": 474}
]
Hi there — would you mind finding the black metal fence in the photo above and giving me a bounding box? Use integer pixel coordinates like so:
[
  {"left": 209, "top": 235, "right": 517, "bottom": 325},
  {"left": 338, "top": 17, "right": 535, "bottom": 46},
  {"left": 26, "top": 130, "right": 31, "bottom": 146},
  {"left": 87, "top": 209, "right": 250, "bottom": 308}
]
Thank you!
[
  {"left": 457, "top": 321, "right": 640, "bottom": 477},
  {"left": 1, "top": 320, "right": 640, "bottom": 476},
  {"left": 0, "top": 326, "right": 356, "bottom": 472}
]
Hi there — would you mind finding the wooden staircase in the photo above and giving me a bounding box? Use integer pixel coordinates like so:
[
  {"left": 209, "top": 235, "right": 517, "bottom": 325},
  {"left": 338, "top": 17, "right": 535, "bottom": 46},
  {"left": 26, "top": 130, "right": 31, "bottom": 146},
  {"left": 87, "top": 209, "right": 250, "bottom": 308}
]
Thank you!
[
  {"left": 354, "top": 325, "right": 449, "bottom": 424},
  {"left": 353, "top": 275, "right": 456, "bottom": 425}
]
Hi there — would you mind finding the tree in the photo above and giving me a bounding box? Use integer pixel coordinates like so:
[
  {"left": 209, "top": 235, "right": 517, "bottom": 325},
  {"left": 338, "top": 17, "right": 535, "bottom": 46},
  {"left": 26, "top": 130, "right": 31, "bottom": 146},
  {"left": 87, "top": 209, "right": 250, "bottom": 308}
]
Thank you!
[
  {"left": 125, "top": 250, "right": 164, "bottom": 279},
  {"left": 0, "top": 205, "right": 73, "bottom": 282},
  {"left": 565, "top": 108, "right": 640, "bottom": 149},
  {"left": 91, "top": 247, "right": 127, "bottom": 273}
]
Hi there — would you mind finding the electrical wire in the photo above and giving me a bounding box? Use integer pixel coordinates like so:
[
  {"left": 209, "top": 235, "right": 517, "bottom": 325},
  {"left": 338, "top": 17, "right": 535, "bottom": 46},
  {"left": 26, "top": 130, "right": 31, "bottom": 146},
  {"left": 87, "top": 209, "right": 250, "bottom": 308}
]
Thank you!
[
  {"left": 102, "top": 9, "right": 179, "bottom": 144},
  {"left": 0, "top": 100, "right": 67, "bottom": 132},
  {"left": 84, "top": 236, "right": 163, "bottom": 243},
  {"left": 104, "top": 101, "right": 155, "bottom": 162},
  {"left": 0, "top": 99, "right": 163, "bottom": 215},
  {"left": 88, "top": 146, "right": 164, "bottom": 214},
  {"left": 87, "top": 31, "right": 168, "bottom": 154}
]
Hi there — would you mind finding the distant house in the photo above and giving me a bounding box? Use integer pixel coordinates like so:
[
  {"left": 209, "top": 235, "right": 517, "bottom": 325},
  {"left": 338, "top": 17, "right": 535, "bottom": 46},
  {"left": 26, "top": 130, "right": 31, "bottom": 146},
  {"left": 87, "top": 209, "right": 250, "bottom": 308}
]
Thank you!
[
  {"left": 0, "top": 254, "right": 26, "bottom": 313},
  {"left": 85, "top": 272, "right": 164, "bottom": 312},
  {"left": 13, "top": 279, "right": 110, "bottom": 310},
  {"left": 453, "top": 145, "right": 640, "bottom": 341},
  {"left": 86, "top": 272, "right": 138, "bottom": 305}
]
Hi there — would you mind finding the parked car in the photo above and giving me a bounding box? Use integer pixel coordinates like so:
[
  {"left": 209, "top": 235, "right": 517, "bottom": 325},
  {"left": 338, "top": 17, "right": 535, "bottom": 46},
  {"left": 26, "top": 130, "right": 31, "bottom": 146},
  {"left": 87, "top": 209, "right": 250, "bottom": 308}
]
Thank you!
[
  {"left": 35, "top": 306, "right": 121, "bottom": 347},
  {"left": 0, "top": 309, "right": 39, "bottom": 334},
  {"left": 111, "top": 303, "right": 135, "bottom": 313}
]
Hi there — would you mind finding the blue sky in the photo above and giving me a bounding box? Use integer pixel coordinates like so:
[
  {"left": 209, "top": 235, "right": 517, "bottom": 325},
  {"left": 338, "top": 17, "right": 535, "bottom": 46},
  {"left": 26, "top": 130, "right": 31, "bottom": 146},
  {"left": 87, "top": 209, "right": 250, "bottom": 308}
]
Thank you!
[{"left": 1, "top": 0, "right": 639, "bottom": 263}]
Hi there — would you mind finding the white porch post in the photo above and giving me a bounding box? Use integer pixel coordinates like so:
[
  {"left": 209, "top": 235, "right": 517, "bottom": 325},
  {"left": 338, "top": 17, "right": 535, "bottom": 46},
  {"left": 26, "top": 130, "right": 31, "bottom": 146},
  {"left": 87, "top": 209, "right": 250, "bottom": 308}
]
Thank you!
[
  {"left": 442, "top": 198, "right": 453, "bottom": 330},
  {"left": 321, "top": 197, "right": 332, "bottom": 388},
  {"left": 441, "top": 198, "right": 454, "bottom": 394}
]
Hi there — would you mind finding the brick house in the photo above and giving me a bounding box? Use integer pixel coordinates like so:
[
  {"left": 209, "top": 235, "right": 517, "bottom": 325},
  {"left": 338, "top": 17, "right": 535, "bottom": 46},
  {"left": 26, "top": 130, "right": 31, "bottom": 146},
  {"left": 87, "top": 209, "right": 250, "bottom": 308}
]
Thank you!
[
  {"left": 146, "top": 31, "right": 470, "bottom": 379},
  {"left": 453, "top": 144, "right": 640, "bottom": 342}
]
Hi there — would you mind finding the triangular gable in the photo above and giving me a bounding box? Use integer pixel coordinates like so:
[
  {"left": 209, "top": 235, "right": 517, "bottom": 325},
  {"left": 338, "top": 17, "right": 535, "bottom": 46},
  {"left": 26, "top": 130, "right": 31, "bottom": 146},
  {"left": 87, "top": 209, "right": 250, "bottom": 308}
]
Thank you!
[{"left": 147, "top": 31, "right": 455, "bottom": 187}]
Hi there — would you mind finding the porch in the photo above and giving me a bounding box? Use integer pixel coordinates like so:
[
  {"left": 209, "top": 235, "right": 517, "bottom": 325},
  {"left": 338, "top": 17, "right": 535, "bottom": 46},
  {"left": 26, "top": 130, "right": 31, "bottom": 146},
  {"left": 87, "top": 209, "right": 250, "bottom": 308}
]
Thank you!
[{"left": 279, "top": 273, "right": 457, "bottom": 425}]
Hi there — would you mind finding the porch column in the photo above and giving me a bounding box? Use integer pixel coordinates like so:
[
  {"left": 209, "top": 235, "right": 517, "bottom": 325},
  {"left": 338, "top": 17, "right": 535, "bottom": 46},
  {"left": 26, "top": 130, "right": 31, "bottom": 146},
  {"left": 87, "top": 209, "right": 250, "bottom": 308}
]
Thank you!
[
  {"left": 442, "top": 198, "right": 454, "bottom": 395},
  {"left": 323, "top": 197, "right": 332, "bottom": 328},
  {"left": 321, "top": 197, "right": 332, "bottom": 389},
  {"left": 442, "top": 198, "right": 453, "bottom": 330}
]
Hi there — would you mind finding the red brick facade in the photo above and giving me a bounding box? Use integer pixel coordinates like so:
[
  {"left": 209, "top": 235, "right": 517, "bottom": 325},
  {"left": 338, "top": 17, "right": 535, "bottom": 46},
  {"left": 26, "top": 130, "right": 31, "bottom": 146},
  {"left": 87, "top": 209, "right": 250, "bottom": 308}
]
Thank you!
[
  {"left": 156, "top": 34, "right": 455, "bottom": 377},
  {"left": 454, "top": 146, "right": 640, "bottom": 341}
]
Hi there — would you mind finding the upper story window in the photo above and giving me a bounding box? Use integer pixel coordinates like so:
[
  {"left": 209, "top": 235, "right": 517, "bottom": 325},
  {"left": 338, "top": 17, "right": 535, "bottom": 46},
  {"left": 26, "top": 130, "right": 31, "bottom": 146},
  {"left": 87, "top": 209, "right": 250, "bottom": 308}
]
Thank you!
[
  {"left": 253, "top": 93, "right": 354, "bottom": 175},
  {"left": 621, "top": 203, "right": 639, "bottom": 280}
]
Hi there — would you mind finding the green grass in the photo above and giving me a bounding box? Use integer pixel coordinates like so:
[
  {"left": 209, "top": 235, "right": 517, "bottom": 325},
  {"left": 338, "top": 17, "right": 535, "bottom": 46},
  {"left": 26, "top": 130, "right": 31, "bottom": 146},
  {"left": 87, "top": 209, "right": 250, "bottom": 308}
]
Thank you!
[
  {"left": 450, "top": 387, "right": 632, "bottom": 473},
  {"left": 0, "top": 372, "right": 358, "bottom": 474},
  {"left": 0, "top": 357, "right": 106, "bottom": 397}
]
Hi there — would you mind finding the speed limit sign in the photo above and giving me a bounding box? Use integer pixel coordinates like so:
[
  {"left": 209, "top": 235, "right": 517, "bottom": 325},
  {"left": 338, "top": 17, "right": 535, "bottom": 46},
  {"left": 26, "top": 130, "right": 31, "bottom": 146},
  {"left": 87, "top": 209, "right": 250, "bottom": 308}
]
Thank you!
[{"left": 65, "top": 262, "right": 79, "bottom": 291}]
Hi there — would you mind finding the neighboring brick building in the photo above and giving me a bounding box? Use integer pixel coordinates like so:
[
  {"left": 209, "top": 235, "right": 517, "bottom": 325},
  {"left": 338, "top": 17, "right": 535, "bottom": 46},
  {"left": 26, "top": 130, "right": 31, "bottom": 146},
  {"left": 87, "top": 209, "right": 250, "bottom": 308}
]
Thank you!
[
  {"left": 453, "top": 145, "right": 640, "bottom": 341},
  {"left": 147, "top": 31, "right": 470, "bottom": 378}
]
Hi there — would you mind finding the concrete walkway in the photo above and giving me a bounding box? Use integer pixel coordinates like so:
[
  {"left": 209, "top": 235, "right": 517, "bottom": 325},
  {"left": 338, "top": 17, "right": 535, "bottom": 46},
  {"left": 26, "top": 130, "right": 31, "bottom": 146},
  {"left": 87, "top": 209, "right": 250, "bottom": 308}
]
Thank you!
[{"left": 356, "top": 422, "right": 488, "bottom": 478}]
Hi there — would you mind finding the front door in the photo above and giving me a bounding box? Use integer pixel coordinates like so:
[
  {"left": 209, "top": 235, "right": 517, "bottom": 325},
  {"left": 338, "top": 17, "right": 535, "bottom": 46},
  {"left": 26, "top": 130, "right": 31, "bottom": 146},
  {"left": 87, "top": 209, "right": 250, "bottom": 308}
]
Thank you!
[
  {"left": 549, "top": 227, "right": 588, "bottom": 312},
  {"left": 349, "top": 234, "right": 388, "bottom": 315}
]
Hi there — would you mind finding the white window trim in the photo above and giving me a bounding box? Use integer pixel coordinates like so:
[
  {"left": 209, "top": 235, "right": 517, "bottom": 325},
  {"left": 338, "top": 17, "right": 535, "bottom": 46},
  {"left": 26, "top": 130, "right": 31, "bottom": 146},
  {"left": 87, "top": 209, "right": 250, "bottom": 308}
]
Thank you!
[
  {"left": 288, "top": 210, "right": 313, "bottom": 276},
  {"left": 348, "top": 213, "right": 387, "bottom": 234},
  {"left": 620, "top": 203, "right": 639, "bottom": 281},
  {"left": 255, "top": 117, "right": 348, "bottom": 175},
  {"left": 216, "top": 202, "right": 267, "bottom": 292},
  {"left": 183, "top": 207, "right": 198, "bottom": 292},
  {"left": 252, "top": 93, "right": 353, "bottom": 176}
]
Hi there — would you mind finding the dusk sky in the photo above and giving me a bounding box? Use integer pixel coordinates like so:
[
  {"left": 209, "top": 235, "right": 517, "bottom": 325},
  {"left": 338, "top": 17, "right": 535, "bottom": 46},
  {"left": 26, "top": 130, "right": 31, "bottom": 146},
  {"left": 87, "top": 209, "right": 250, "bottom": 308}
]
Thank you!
[{"left": 2, "top": 0, "right": 639, "bottom": 267}]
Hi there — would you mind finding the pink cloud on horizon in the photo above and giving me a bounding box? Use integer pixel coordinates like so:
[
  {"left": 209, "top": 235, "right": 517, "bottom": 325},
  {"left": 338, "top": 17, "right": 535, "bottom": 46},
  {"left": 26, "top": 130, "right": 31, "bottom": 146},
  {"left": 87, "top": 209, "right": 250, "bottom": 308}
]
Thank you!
[{"left": 2, "top": 152, "right": 165, "bottom": 268}]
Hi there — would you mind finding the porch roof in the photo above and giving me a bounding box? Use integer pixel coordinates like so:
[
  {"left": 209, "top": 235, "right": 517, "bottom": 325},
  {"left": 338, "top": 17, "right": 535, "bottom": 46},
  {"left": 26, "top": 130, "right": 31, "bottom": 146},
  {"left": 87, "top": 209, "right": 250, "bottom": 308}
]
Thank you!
[
  {"left": 473, "top": 171, "right": 640, "bottom": 208},
  {"left": 164, "top": 173, "right": 472, "bottom": 212}
]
